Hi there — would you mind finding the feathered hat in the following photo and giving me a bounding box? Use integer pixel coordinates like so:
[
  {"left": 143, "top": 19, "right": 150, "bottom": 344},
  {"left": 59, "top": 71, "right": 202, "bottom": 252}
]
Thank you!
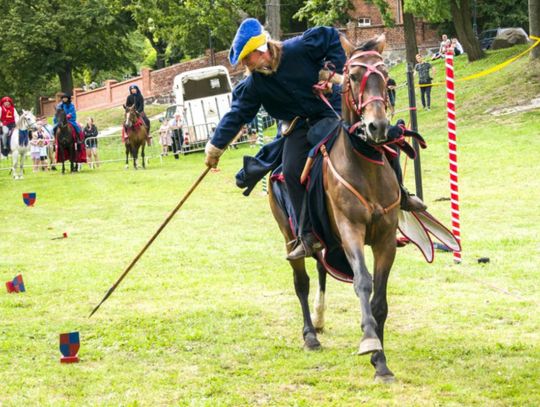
[{"left": 229, "top": 18, "right": 269, "bottom": 65}]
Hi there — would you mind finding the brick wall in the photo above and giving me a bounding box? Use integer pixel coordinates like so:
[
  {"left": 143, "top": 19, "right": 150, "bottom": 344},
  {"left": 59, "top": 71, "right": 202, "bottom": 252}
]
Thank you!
[
  {"left": 349, "top": 0, "right": 402, "bottom": 26},
  {"left": 345, "top": 22, "right": 439, "bottom": 51}
]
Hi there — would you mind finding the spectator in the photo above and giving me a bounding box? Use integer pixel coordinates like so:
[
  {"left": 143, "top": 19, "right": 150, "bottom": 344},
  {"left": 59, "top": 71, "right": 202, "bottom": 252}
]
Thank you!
[
  {"left": 29, "top": 132, "right": 41, "bottom": 172},
  {"left": 37, "top": 127, "right": 49, "bottom": 171},
  {"left": 386, "top": 76, "right": 397, "bottom": 117},
  {"left": 38, "top": 119, "right": 56, "bottom": 170},
  {"left": 249, "top": 128, "right": 258, "bottom": 148},
  {"left": 84, "top": 117, "right": 99, "bottom": 169},
  {"left": 451, "top": 38, "right": 464, "bottom": 56},
  {"left": 158, "top": 120, "right": 171, "bottom": 156},
  {"left": 414, "top": 54, "right": 435, "bottom": 110},
  {"left": 431, "top": 35, "right": 451, "bottom": 60},
  {"left": 169, "top": 113, "right": 184, "bottom": 159}
]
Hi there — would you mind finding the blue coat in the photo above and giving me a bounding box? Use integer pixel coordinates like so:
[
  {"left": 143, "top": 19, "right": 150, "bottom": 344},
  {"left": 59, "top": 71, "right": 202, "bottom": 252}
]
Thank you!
[
  {"left": 211, "top": 27, "right": 345, "bottom": 149},
  {"left": 54, "top": 102, "right": 80, "bottom": 133}
]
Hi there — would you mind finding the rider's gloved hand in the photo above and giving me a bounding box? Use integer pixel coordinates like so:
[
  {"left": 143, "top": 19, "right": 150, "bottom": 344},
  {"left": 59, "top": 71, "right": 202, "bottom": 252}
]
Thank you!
[
  {"left": 386, "top": 119, "right": 427, "bottom": 159},
  {"left": 204, "top": 142, "right": 224, "bottom": 168},
  {"left": 66, "top": 114, "right": 72, "bottom": 120}
]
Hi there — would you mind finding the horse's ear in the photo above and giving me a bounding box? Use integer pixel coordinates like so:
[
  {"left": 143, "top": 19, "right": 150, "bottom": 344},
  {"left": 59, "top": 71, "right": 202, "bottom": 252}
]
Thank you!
[
  {"left": 339, "top": 33, "right": 356, "bottom": 58},
  {"left": 374, "top": 33, "right": 386, "bottom": 54}
]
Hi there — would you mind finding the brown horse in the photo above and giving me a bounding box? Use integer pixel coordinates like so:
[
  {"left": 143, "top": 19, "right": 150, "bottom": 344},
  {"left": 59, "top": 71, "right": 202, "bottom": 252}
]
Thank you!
[
  {"left": 269, "top": 34, "right": 400, "bottom": 382},
  {"left": 124, "top": 105, "right": 147, "bottom": 169}
]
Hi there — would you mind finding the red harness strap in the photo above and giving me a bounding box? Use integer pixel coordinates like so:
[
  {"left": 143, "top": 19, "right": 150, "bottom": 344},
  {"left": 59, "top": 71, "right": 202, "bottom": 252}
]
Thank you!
[
  {"left": 321, "top": 144, "right": 400, "bottom": 215},
  {"left": 343, "top": 50, "right": 388, "bottom": 135}
]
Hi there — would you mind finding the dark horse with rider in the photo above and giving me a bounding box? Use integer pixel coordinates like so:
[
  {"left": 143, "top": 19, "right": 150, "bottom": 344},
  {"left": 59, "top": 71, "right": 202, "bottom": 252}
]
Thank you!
[{"left": 53, "top": 93, "right": 86, "bottom": 173}]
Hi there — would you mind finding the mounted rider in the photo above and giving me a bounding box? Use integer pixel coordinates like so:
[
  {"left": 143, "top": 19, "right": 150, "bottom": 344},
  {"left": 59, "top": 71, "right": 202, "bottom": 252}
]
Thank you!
[
  {"left": 125, "top": 85, "right": 151, "bottom": 145},
  {"left": 53, "top": 93, "right": 82, "bottom": 135},
  {"left": 1, "top": 96, "right": 19, "bottom": 156},
  {"left": 204, "top": 18, "right": 426, "bottom": 260}
]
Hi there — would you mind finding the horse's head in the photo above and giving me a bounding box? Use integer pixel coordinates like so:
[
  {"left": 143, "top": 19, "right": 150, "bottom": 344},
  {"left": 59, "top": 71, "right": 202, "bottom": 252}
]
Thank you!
[
  {"left": 18, "top": 109, "right": 37, "bottom": 131},
  {"left": 56, "top": 108, "right": 67, "bottom": 126},
  {"left": 341, "top": 34, "right": 389, "bottom": 145},
  {"left": 124, "top": 105, "right": 139, "bottom": 128}
]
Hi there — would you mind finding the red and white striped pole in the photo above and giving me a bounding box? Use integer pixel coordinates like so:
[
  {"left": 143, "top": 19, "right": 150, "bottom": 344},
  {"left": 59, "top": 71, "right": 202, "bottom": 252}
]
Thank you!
[{"left": 445, "top": 50, "right": 462, "bottom": 263}]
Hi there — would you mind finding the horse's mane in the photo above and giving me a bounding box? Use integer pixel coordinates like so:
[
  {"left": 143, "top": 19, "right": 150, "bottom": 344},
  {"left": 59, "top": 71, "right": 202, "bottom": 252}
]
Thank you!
[{"left": 354, "top": 39, "right": 379, "bottom": 52}]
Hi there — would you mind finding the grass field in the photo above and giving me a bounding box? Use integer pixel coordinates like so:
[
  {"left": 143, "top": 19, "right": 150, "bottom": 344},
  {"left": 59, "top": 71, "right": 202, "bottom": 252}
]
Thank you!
[{"left": 0, "top": 46, "right": 539, "bottom": 406}]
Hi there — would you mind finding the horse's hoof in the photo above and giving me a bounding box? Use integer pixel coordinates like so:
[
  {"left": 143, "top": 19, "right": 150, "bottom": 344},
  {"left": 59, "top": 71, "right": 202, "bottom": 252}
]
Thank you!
[
  {"left": 374, "top": 374, "right": 396, "bottom": 384},
  {"left": 358, "top": 338, "right": 383, "bottom": 355},
  {"left": 315, "top": 327, "right": 324, "bottom": 334},
  {"left": 303, "top": 333, "right": 322, "bottom": 351},
  {"left": 125, "top": 165, "right": 129, "bottom": 170}
]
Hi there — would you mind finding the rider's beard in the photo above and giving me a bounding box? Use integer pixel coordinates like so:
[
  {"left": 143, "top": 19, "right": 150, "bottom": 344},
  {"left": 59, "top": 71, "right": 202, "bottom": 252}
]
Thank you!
[{"left": 254, "top": 66, "right": 274, "bottom": 75}]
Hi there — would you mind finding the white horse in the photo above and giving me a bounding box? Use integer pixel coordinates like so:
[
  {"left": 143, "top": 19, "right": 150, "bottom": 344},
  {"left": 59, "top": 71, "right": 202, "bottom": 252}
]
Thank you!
[{"left": 10, "top": 110, "right": 37, "bottom": 180}]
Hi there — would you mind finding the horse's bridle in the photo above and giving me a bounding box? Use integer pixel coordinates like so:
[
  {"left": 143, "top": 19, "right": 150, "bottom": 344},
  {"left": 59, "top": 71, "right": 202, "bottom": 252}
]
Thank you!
[
  {"left": 126, "top": 108, "right": 139, "bottom": 128},
  {"left": 343, "top": 50, "right": 388, "bottom": 136},
  {"left": 56, "top": 111, "right": 68, "bottom": 129}
]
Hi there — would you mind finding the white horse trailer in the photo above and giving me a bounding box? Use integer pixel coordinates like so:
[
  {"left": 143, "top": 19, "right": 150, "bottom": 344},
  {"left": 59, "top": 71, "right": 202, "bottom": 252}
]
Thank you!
[{"left": 168, "top": 65, "right": 233, "bottom": 152}]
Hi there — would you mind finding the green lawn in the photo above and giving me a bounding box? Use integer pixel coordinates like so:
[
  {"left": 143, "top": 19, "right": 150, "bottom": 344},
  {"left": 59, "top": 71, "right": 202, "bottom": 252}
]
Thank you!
[{"left": 0, "top": 46, "right": 539, "bottom": 406}]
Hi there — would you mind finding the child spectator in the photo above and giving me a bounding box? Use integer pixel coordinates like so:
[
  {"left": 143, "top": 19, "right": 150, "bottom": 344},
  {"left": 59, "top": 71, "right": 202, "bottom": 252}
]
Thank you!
[
  {"left": 249, "top": 128, "right": 258, "bottom": 148},
  {"left": 29, "top": 132, "right": 41, "bottom": 172},
  {"left": 37, "top": 127, "right": 49, "bottom": 171}
]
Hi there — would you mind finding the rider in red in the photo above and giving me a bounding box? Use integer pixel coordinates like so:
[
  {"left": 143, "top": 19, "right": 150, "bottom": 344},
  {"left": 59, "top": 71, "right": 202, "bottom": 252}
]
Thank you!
[{"left": 1, "top": 96, "right": 18, "bottom": 156}]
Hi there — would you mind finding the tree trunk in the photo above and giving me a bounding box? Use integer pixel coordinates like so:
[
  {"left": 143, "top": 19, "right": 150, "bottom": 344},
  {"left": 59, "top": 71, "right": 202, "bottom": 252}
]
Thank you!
[
  {"left": 402, "top": 0, "right": 418, "bottom": 69},
  {"left": 530, "top": 0, "right": 540, "bottom": 59},
  {"left": 451, "top": 0, "right": 484, "bottom": 61},
  {"left": 266, "top": 0, "right": 281, "bottom": 40},
  {"left": 58, "top": 63, "right": 73, "bottom": 95},
  {"left": 145, "top": 33, "right": 168, "bottom": 69}
]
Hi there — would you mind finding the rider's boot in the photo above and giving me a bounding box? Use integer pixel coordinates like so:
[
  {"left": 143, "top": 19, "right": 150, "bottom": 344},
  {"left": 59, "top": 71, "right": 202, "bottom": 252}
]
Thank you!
[
  {"left": 286, "top": 232, "right": 323, "bottom": 261},
  {"left": 285, "top": 193, "right": 323, "bottom": 260},
  {"left": 400, "top": 185, "right": 427, "bottom": 212}
]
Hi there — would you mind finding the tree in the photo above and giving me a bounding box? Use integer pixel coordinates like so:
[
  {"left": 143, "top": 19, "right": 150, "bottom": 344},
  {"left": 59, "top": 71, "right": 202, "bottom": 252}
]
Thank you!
[
  {"left": 402, "top": 2, "right": 418, "bottom": 67},
  {"left": 124, "top": 0, "right": 173, "bottom": 69},
  {"left": 123, "top": 0, "right": 265, "bottom": 67},
  {"left": 531, "top": 0, "right": 540, "bottom": 59},
  {"left": 0, "top": 0, "right": 137, "bottom": 102}
]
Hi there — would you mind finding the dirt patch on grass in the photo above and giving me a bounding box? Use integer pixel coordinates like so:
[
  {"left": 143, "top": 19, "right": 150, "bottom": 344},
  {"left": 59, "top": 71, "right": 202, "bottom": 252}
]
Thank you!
[{"left": 487, "top": 95, "right": 540, "bottom": 116}]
